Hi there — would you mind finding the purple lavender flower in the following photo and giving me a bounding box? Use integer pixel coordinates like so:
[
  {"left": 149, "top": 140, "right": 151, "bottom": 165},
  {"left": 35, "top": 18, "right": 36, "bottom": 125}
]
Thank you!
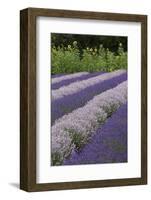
[
  {"left": 51, "top": 71, "right": 127, "bottom": 124},
  {"left": 52, "top": 72, "right": 89, "bottom": 85},
  {"left": 52, "top": 72, "right": 106, "bottom": 90},
  {"left": 52, "top": 70, "right": 126, "bottom": 100},
  {"left": 64, "top": 103, "right": 127, "bottom": 165},
  {"left": 51, "top": 81, "right": 127, "bottom": 165}
]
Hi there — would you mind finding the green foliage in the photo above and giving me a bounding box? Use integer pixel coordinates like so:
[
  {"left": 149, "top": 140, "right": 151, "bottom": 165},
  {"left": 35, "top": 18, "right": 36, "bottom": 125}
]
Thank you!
[
  {"left": 51, "top": 33, "right": 127, "bottom": 52},
  {"left": 51, "top": 42, "right": 81, "bottom": 74},
  {"left": 66, "top": 128, "right": 87, "bottom": 151},
  {"left": 51, "top": 152, "right": 62, "bottom": 166},
  {"left": 51, "top": 41, "right": 127, "bottom": 74}
]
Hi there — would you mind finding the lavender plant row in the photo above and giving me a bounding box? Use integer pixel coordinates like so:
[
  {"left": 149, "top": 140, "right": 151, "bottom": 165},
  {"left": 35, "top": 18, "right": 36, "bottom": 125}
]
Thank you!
[
  {"left": 52, "top": 71, "right": 106, "bottom": 90},
  {"left": 64, "top": 103, "right": 127, "bottom": 165},
  {"left": 51, "top": 71, "right": 127, "bottom": 124},
  {"left": 52, "top": 69, "right": 126, "bottom": 100},
  {"left": 51, "top": 81, "right": 127, "bottom": 165},
  {"left": 52, "top": 72, "right": 89, "bottom": 84}
]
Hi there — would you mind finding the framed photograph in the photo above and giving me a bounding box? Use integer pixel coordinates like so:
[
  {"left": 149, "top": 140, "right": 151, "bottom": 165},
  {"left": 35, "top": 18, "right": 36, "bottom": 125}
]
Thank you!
[{"left": 20, "top": 8, "right": 147, "bottom": 191}]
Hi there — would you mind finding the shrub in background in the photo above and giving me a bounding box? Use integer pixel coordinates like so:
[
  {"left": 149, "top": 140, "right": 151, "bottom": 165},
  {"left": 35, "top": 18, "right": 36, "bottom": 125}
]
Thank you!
[{"left": 51, "top": 41, "right": 127, "bottom": 74}]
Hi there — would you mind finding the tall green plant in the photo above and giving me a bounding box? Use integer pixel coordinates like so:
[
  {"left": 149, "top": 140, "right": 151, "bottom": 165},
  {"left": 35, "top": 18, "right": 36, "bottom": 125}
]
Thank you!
[{"left": 51, "top": 42, "right": 127, "bottom": 74}]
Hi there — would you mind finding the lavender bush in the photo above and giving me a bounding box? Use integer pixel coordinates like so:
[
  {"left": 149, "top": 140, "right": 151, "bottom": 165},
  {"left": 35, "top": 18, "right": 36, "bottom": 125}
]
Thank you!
[
  {"left": 52, "top": 72, "right": 89, "bottom": 84},
  {"left": 52, "top": 69, "right": 126, "bottom": 100},
  {"left": 64, "top": 103, "right": 127, "bottom": 165},
  {"left": 51, "top": 71, "right": 127, "bottom": 124},
  {"left": 51, "top": 81, "right": 127, "bottom": 165},
  {"left": 52, "top": 71, "right": 106, "bottom": 90}
]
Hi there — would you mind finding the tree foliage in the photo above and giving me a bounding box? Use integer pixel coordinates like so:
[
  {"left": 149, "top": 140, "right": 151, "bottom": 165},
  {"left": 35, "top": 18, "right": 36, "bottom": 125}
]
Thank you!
[{"left": 51, "top": 33, "right": 127, "bottom": 54}]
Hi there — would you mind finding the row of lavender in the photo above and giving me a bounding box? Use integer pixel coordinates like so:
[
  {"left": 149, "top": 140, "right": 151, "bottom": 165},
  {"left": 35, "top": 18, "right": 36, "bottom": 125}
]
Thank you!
[
  {"left": 52, "top": 72, "right": 106, "bottom": 89},
  {"left": 64, "top": 103, "right": 127, "bottom": 165},
  {"left": 51, "top": 70, "right": 127, "bottom": 165},
  {"left": 51, "top": 70, "right": 127, "bottom": 124}
]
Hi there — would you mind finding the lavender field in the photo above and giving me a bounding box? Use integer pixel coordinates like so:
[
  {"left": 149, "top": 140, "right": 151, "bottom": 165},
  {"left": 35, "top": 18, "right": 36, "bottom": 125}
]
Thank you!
[{"left": 51, "top": 70, "right": 127, "bottom": 166}]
